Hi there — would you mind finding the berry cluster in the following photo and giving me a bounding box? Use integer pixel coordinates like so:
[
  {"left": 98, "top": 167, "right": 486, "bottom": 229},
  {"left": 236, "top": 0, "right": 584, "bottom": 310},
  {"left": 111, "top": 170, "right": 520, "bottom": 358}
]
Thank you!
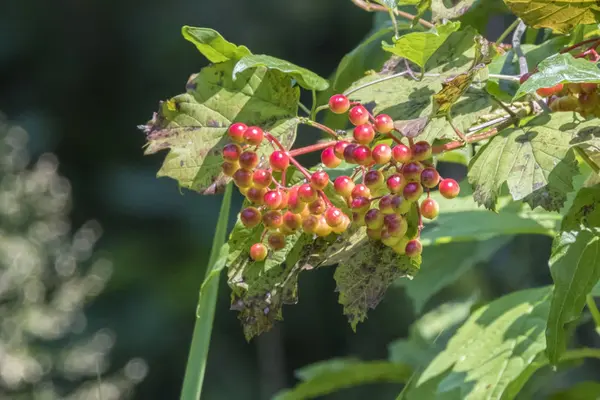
[{"left": 221, "top": 94, "right": 460, "bottom": 262}]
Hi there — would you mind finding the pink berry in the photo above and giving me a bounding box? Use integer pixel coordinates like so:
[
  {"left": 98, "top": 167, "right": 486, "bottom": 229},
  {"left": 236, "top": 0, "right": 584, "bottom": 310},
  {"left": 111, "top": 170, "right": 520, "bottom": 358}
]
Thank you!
[
  {"left": 378, "top": 195, "right": 394, "bottom": 214},
  {"left": 353, "top": 145, "right": 372, "bottom": 166},
  {"left": 241, "top": 207, "right": 262, "bottom": 228},
  {"left": 353, "top": 124, "right": 375, "bottom": 145},
  {"left": 310, "top": 171, "right": 329, "bottom": 190},
  {"left": 334, "top": 176, "right": 355, "bottom": 198},
  {"left": 392, "top": 144, "right": 412, "bottom": 163},
  {"left": 421, "top": 167, "right": 440, "bottom": 188},
  {"left": 411, "top": 141, "right": 432, "bottom": 161},
  {"left": 228, "top": 123, "right": 247, "bottom": 143},
  {"left": 252, "top": 169, "right": 272, "bottom": 189},
  {"left": 372, "top": 144, "right": 392, "bottom": 164},
  {"left": 222, "top": 143, "right": 242, "bottom": 161},
  {"left": 439, "top": 178, "right": 460, "bottom": 199},
  {"left": 239, "top": 150, "right": 259, "bottom": 169},
  {"left": 262, "top": 210, "right": 283, "bottom": 230},
  {"left": 308, "top": 198, "right": 327, "bottom": 215},
  {"left": 402, "top": 161, "right": 424, "bottom": 181},
  {"left": 374, "top": 114, "right": 393, "bottom": 134},
  {"left": 269, "top": 151, "right": 289, "bottom": 171},
  {"left": 244, "top": 126, "right": 264, "bottom": 145},
  {"left": 351, "top": 196, "right": 370, "bottom": 212},
  {"left": 321, "top": 146, "right": 342, "bottom": 168},
  {"left": 348, "top": 105, "right": 369, "bottom": 126},
  {"left": 283, "top": 211, "right": 302, "bottom": 232},
  {"left": 329, "top": 94, "right": 350, "bottom": 114},
  {"left": 250, "top": 243, "right": 268, "bottom": 261},
  {"left": 351, "top": 183, "right": 371, "bottom": 199},
  {"left": 264, "top": 190, "right": 283, "bottom": 209},
  {"left": 405, "top": 239, "right": 423, "bottom": 257},
  {"left": 298, "top": 183, "right": 318, "bottom": 203},
  {"left": 325, "top": 207, "right": 344, "bottom": 227},
  {"left": 420, "top": 198, "right": 439, "bottom": 219},
  {"left": 386, "top": 174, "right": 406, "bottom": 194},
  {"left": 334, "top": 141, "right": 351, "bottom": 158},
  {"left": 403, "top": 182, "right": 423, "bottom": 202}
]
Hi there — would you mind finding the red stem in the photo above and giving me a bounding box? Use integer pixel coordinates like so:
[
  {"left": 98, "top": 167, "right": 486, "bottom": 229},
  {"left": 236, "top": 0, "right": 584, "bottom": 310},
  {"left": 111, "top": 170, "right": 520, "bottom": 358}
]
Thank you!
[
  {"left": 288, "top": 141, "right": 336, "bottom": 157},
  {"left": 560, "top": 38, "right": 600, "bottom": 54},
  {"left": 319, "top": 190, "right": 333, "bottom": 207},
  {"left": 432, "top": 127, "right": 499, "bottom": 153},
  {"left": 301, "top": 120, "right": 340, "bottom": 139}
]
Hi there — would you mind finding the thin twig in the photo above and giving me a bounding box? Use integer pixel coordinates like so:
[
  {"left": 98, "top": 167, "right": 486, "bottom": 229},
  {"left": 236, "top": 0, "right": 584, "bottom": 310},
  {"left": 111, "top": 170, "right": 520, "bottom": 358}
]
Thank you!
[
  {"left": 512, "top": 20, "right": 528, "bottom": 76},
  {"left": 446, "top": 115, "right": 467, "bottom": 142},
  {"left": 575, "top": 146, "right": 600, "bottom": 174},
  {"left": 299, "top": 117, "right": 340, "bottom": 139},
  {"left": 298, "top": 102, "right": 311, "bottom": 116},
  {"left": 467, "top": 115, "right": 512, "bottom": 133},
  {"left": 350, "top": 0, "right": 434, "bottom": 29},
  {"left": 496, "top": 19, "right": 520, "bottom": 45},
  {"left": 488, "top": 74, "right": 521, "bottom": 82},
  {"left": 310, "top": 90, "right": 317, "bottom": 120},
  {"left": 344, "top": 71, "right": 409, "bottom": 96},
  {"left": 288, "top": 141, "right": 337, "bottom": 157}
]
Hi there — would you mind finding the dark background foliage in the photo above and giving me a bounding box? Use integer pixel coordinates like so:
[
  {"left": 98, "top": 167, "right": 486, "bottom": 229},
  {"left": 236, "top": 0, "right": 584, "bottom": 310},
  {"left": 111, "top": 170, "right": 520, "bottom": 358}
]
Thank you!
[{"left": 1, "top": 1, "right": 598, "bottom": 399}]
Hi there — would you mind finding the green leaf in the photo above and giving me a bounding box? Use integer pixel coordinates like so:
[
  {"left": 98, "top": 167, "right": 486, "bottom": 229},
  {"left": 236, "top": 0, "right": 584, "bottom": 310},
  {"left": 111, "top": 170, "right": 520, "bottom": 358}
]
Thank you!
[
  {"left": 516, "top": 53, "right": 600, "bottom": 99},
  {"left": 546, "top": 184, "right": 600, "bottom": 364},
  {"left": 142, "top": 61, "right": 299, "bottom": 194},
  {"left": 273, "top": 360, "right": 412, "bottom": 400},
  {"left": 466, "top": 113, "right": 600, "bottom": 211},
  {"left": 180, "top": 183, "right": 232, "bottom": 400},
  {"left": 381, "top": 21, "right": 461, "bottom": 70},
  {"left": 399, "top": 0, "right": 432, "bottom": 22},
  {"left": 181, "top": 26, "right": 251, "bottom": 63},
  {"left": 504, "top": 0, "right": 600, "bottom": 34},
  {"left": 404, "top": 287, "right": 552, "bottom": 400},
  {"left": 388, "top": 298, "right": 476, "bottom": 368},
  {"left": 233, "top": 54, "right": 329, "bottom": 91},
  {"left": 430, "top": 0, "right": 479, "bottom": 21},
  {"left": 550, "top": 381, "right": 600, "bottom": 400}
]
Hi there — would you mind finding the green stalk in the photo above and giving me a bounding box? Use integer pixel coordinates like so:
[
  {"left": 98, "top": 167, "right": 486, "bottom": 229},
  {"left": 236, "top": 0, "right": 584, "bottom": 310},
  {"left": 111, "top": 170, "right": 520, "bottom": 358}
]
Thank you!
[
  {"left": 180, "top": 183, "right": 233, "bottom": 400},
  {"left": 586, "top": 295, "right": 600, "bottom": 333}
]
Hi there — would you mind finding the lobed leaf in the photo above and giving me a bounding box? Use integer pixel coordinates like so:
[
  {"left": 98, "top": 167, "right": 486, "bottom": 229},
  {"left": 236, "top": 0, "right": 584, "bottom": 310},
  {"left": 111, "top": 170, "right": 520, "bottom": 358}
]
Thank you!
[
  {"left": 504, "top": 0, "right": 600, "bottom": 34},
  {"left": 233, "top": 54, "right": 329, "bottom": 91},
  {"left": 181, "top": 26, "right": 251, "bottom": 63}
]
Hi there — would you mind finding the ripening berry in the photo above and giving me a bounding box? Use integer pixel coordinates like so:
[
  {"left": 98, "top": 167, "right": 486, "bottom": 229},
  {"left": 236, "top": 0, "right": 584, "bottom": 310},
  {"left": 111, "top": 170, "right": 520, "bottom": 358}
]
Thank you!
[
  {"left": 351, "top": 184, "right": 371, "bottom": 199},
  {"left": 246, "top": 187, "right": 266, "bottom": 205},
  {"left": 353, "top": 145, "right": 372, "bottom": 165},
  {"left": 367, "top": 228, "right": 382, "bottom": 240},
  {"left": 308, "top": 198, "right": 327, "bottom": 215},
  {"left": 386, "top": 174, "right": 406, "bottom": 194},
  {"left": 364, "top": 208, "right": 384, "bottom": 230},
  {"left": 536, "top": 83, "right": 563, "bottom": 98},
  {"left": 252, "top": 169, "right": 272, "bottom": 189},
  {"left": 352, "top": 211, "right": 367, "bottom": 226},
  {"left": 391, "top": 195, "right": 411, "bottom": 215},
  {"left": 374, "top": 114, "right": 393, "bottom": 134},
  {"left": 378, "top": 195, "right": 394, "bottom": 214},
  {"left": 353, "top": 124, "right": 375, "bottom": 145},
  {"left": 315, "top": 216, "right": 333, "bottom": 237},
  {"left": 262, "top": 210, "right": 283, "bottom": 230},
  {"left": 581, "top": 83, "right": 598, "bottom": 93},
  {"left": 310, "top": 171, "right": 329, "bottom": 190},
  {"left": 372, "top": 144, "right": 392, "bottom": 164},
  {"left": 243, "top": 126, "right": 264, "bottom": 145},
  {"left": 325, "top": 207, "right": 344, "bottom": 227},
  {"left": 364, "top": 170, "right": 384, "bottom": 190},
  {"left": 283, "top": 211, "right": 302, "bottom": 232},
  {"left": 403, "top": 182, "right": 424, "bottom": 202},
  {"left": 420, "top": 198, "right": 439, "bottom": 219},
  {"left": 268, "top": 232, "right": 286, "bottom": 250},
  {"left": 277, "top": 191, "right": 289, "bottom": 210},
  {"left": 321, "top": 146, "right": 342, "bottom": 168},
  {"left": 222, "top": 143, "right": 242, "bottom": 162},
  {"left": 421, "top": 167, "right": 440, "bottom": 188},
  {"left": 264, "top": 190, "right": 284, "bottom": 209},
  {"left": 269, "top": 151, "right": 289, "bottom": 171},
  {"left": 239, "top": 150, "right": 259, "bottom": 169},
  {"left": 384, "top": 214, "right": 407, "bottom": 237},
  {"left": 405, "top": 239, "right": 423, "bottom": 257},
  {"left": 249, "top": 243, "right": 268, "bottom": 261},
  {"left": 332, "top": 214, "right": 351, "bottom": 233},
  {"left": 334, "top": 141, "right": 351, "bottom": 158},
  {"left": 392, "top": 144, "right": 412, "bottom": 163},
  {"left": 240, "top": 207, "right": 262, "bottom": 228},
  {"left": 381, "top": 229, "right": 402, "bottom": 247},
  {"left": 228, "top": 123, "right": 247, "bottom": 143},
  {"left": 288, "top": 188, "right": 306, "bottom": 214},
  {"left": 302, "top": 214, "right": 320, "bottom": 234},
  {"left": 343, "top": 143, "right": 359, "bottom": 163},
  {"left": 222, "top": 161, "right": 239, "bottom": 177},
  {"left": 439, "top": 178, "right": 460, "bottom": 199},
  {"left": 298, "top": 183, "right": 318, "bottom": 203},
  {"left": 411, "top": 141, "right": 432, "bottom": 161},
  {"left": 392, "top": 237, "right": 410, "bottom": 255},
  {"left": 402, "top": 161, "right": 424, "bottom": 181},
  {"left": 329, "top": 94, "right": 350, "bottom": 114},
  {"left": 348, "top": 105, "right": 370, "bottom": 126},
  {"left": 334, "top": 176, "right": 355, "bottom": 198},
  {"left": 233, "top": 168, "right": 253, "bottom": 188},
  {"left": 351, "top": 196, "right": 370, "bottom": 213}
]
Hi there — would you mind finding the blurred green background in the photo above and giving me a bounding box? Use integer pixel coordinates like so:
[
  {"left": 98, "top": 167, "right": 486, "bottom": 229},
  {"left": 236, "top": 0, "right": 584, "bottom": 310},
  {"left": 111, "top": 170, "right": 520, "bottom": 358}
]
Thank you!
[{"left": 1, "top": 1, "right": 598, "bottom": 399}]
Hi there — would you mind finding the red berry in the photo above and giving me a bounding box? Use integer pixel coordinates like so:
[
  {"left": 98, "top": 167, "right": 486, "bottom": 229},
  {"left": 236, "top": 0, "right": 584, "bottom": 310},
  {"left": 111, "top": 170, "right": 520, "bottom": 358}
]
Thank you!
[
  {"left": 321, "top": 146, "right": 342, "bottom": 168},
  {"left": 536, "top": 83, "right": 563, "bottom": 98},
  {"left": 405, "top": 239, "right": 423, "bottom": 257},
  {"left": 252, "top": 169, "right": 272, "bottom": 189},
  {"left": 384, "top": 214, "right": 407, "bottom": 237},
  {"left": 268, "top": 232, "right": 286, "bottom": 250},
  {"left": 310, "top": 171, "right": 329, "bottom": 190},
  {"left": 343, "top": 143, "right": 359, "bottom": 163},
  {"left": 332, "top": 214, "right": 350, "bottom": 234},
  {"left": 329, "top": 94, "right": 350, "bottom": 114},
  {"left": 403, "top": 182, "right": 424, "bottom": 202},
  {"left": 364, "top": 208, "right": 384, "bottom": 230},
  {"left": 378, "top": 195, "right": 394, "bottom": 214},
  {"left": 364, "top": 170, "right": 384, "bottom": 189},
  {"left": 351, "top": 183, "right": 371, "bottom": 199},
  {"left": 386, "top": 174, "right": 406, "bottom": 194},
  {"left": 374, "top": 114, "right": 393, "bottom": 134},
  {"left": 269, "top": 151, "right": 289, "bottom": 171},
  {"left": 392, "top": 144, "right": 412, "bottom": 163},
  {"left": 222, "top": 161, "right": 239, "bottom": 177},
  {"left": 519, "top": 73, "right": 531, "bottom": 85},
  {"left": 372, "top": 144, "right": 392, "bottom": 164},
  {"left": 249, "top": 243, "right": 268, "bottom": 261},
  {"left": 391, "top": 195, "right": 411, "bottom": 215},
  {"left": 283, "top": 211, "right": 302, "bottom": 231},
  {"left": 353, "top": 145, "right": 372, "bottom": 165},
  {"left": 262, "top": 210, "right": 283, "bottom": 230},
  {"left": 302, "top": 214, "right": 320, "bottom": 234},
  {"left": 333, "top": 176, "right": 355, "bottom": 198},
  {"left": 240, "top": 207, "right": 262, "bottom": 228},
  {"left": 239, "top": 150, "right": 259, "bottom": 169},
  {"left": 288, "top": 187, "right": 306, "bottom": 214},
  {"left": 351, "top": 196, "right": 370, "bottom": 212},
  {"left": 411, "top": 141, "right": 432, "bottom": 161},
  {"left": 233, "top": 168, "right": 253, "bottom": 188},
  {"left": 243, "top": 126, "right": 264, "bottom": 145},
  {"left": 325, "top": 207, "right": 344, "bottom": 227},
  {"left": 421, "top": 167, "right": 440, "bottom": 188},
  {"left": 420, "top": 198, "right": 439, "bottom": 219},
  {"left": 246, "top": 187, "right": 266, "bottom": 205},
  {"left": 353, "top": 124, "right": 375, "bottom": 145},
  {"left": 334, "top": 141, "right": 351, "bottom": 158},
  {"left": 348, "top": 105, "right": 369, "bottom": 126},
  {"left": 439, "top": 178, "right": 460, "bottom": 199},
  {"left": 264, "top": 190, "right": 284, "bottom": 209},
  {"left": 223, "top": 143, "right": 242, "bottom": 161},
  {"left": 402, "top": 161, "right": 424, "bottom": 181},
  {"left": 308, "top": 198, "right": 327, "bottom": 215},
  {"left": 228, "top": 123, "right": 247, "bottom": 143},
  {"left": 298, "top": 183, "right": 318, "bottom": 203}
]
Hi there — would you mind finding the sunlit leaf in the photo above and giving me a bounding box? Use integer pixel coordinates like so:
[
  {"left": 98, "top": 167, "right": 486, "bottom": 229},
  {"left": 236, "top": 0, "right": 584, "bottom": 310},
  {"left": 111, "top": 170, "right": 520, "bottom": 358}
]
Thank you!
[
  {"left": 181, "top": 26, "right": 251, "bottom": 63},
  {"left": 504, "top": 0, "right": 600, "bottom": 34},
  {"left": 431, "top": 0, "right": 479, "bottom": 21}
]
